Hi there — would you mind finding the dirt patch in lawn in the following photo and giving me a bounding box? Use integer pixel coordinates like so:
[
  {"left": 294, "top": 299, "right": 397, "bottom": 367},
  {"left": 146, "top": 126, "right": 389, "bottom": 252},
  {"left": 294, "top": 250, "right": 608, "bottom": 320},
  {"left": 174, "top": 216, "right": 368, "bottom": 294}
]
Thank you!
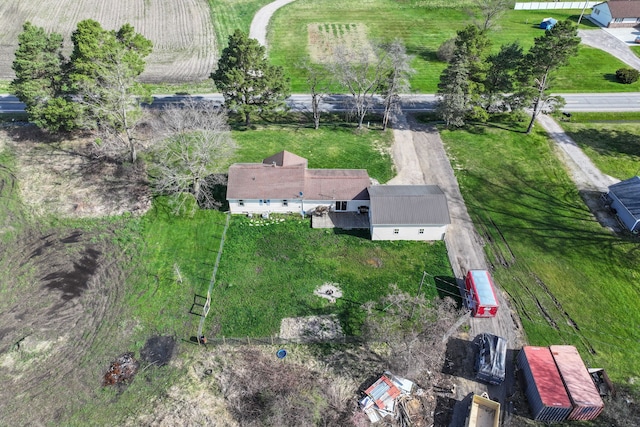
[
  {"left": 307, "top": 23, "right": 374, "bottom": 63},
  {"left": 279, "top": 314, "right": 344, "bottom": 341},
  {"left": 0, "top": 226, "right": 131, "bottom": 425}
]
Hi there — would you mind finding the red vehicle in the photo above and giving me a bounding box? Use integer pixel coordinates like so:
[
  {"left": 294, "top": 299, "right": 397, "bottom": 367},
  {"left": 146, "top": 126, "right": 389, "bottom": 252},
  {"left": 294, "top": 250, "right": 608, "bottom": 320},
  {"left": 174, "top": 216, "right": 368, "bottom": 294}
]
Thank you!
[{"left": 465, "top": 270, "right": 499, "bottom": 318}]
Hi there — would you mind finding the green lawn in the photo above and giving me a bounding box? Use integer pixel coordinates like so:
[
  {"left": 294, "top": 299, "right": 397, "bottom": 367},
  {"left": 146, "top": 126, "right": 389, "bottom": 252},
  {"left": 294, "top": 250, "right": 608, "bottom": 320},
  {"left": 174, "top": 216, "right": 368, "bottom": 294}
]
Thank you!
[
  {"left": 440, "top": 119, "right": 640, "bottom": 385},
  {"left": 211, "top": 215, "right": 453, "bottom": 337},
  {"left": 231, "top": 124, "right": 395, "bottom": 183},
  {"left": 557, "top": 112, "right": 640, "bottom": 179},
  {"left": 207, "top": 0, "right": 272, "bottom": 52},
  {"left": 268, "top": 0, "right": 631, "bottom": 93}
]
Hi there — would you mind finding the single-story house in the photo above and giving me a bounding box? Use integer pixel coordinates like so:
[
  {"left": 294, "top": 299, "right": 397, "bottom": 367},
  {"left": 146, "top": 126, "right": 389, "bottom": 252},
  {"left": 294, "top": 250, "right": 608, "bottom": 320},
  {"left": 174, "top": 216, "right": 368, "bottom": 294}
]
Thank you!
[
  {"left": 606, "top": 176, "right": 640, "bottom": 233},
  {"left": 591, "top": 0, "right": 640, "bottom": 28},
  {"left": 226, "top": 151, "right": 370, "bottom": 215},
  {"left": 368, "top": 185, "right": 451, "bottom": 241}
]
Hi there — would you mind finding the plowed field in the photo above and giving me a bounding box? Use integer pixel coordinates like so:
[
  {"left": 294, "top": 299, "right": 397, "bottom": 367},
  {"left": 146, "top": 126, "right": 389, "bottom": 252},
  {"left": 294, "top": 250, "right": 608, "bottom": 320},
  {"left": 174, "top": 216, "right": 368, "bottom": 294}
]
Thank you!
[{"left": 0, "top": 0, "right": 216, "bottom": 83}]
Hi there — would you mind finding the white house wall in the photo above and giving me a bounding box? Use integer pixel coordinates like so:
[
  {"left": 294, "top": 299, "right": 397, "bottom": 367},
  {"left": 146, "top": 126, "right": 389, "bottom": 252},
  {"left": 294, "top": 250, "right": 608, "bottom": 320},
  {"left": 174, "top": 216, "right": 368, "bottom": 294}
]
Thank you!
[
  {"left": 229, "top": 199, "right": 369, "bottom": 215},
  {"left": 590, "top": 4, "right": 613, "bottom": 27},
  {"left": 370, "top": 225, "right": 447, "bottom": 241}
]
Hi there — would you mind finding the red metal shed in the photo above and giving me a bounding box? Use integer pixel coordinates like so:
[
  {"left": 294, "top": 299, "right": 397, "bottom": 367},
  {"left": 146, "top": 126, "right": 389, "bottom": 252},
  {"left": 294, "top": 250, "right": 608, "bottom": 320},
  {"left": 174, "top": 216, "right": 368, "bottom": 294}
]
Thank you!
[
  {"left": 550, "top": 345, "right": 604, "bottom": 420},
  {"left": 517, "top": 346, "right": 572, "bottom": 422},
  {"left": 464, "top": 270, "right": 499, "bottom": 317}
]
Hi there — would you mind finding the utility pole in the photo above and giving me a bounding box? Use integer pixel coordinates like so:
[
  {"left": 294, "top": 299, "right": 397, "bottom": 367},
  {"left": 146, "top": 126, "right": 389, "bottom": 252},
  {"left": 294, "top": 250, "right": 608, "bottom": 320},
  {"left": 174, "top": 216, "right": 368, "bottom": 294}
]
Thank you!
[{"left": 578, "top": 1, "right": 590, "bottom": 25}]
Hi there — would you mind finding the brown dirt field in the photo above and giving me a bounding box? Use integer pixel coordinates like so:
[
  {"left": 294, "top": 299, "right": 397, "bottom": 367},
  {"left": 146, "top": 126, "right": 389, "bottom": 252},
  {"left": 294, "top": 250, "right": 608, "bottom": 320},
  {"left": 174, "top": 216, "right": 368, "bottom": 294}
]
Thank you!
[
  {"left": 0, "top": 0, "right": 216, "bottom": 83},
  {"left": 0, "top": 227, "right": 132, "bottom": 425}
]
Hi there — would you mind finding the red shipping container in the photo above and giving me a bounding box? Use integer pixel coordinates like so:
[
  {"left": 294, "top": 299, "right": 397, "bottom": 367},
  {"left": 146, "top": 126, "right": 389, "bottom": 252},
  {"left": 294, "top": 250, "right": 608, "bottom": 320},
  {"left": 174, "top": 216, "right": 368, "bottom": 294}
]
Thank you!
[
  {"left": 518, "top": 346, "right": 572, "bottom": 422},
  {"left": 465, "top": 270, "right": 499, "bottom": 318},
  {"left": 550, "top": 345, "right": 604, "bottom": 421}
]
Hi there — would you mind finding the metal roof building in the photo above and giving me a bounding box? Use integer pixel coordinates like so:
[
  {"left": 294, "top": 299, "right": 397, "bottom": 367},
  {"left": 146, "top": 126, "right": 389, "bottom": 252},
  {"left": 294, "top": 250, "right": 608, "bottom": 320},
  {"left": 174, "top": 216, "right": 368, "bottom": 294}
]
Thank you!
[
  {"left": 606, "top": 176, "right": 640, "bottom": 233},
  {"left": 368, "top": 185, "right": 450, "bottom": 241}
]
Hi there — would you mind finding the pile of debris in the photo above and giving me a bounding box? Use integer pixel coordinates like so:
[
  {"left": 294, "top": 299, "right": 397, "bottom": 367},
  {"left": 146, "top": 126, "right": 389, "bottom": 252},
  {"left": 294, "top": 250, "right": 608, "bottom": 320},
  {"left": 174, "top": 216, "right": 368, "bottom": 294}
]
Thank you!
[
  {"left": 103, "top": 352, "right": 139, "bottom": 386},
  {"left": 359, "top": 371, "right": 426, "bottom": 426}
]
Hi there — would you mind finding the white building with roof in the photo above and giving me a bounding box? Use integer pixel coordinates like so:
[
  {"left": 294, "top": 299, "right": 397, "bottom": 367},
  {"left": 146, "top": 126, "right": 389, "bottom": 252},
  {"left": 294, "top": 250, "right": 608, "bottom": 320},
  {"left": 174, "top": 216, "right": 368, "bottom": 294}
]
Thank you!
[{"left": 226, "top": 152, "right": 451, "bottom": 241}]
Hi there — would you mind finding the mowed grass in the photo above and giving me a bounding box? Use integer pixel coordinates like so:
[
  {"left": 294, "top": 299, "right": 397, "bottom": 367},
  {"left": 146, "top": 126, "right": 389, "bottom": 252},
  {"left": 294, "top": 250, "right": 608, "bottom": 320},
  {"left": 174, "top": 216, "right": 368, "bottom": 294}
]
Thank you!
[
  {"left": 212, "top": 216, "right": 453, "bottom": 337},
  {"left": 207, "top": 0, "right": 272, "bottom": 52},
  {"left": 440, "top": 120, "right": 640, "bottom": 385},
  {"left": 268, "top": 0, "right": 630, "bottom": 93},
  {"left": 231, "top": 124, "right": 395, "bottom": 183},
  {"left": 124, "top": 198, "right": 228, "bottom": 337},
  {"left": 558, "top": 112, "right": 640, "bottom": 179}
]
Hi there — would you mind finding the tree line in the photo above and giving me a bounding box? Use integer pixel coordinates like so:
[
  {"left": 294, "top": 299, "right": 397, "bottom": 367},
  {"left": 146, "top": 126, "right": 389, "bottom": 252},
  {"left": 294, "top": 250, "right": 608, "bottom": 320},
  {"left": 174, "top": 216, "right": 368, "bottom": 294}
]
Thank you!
[{"left": 11, "top": 17, "right": 580, "bottom": 212}]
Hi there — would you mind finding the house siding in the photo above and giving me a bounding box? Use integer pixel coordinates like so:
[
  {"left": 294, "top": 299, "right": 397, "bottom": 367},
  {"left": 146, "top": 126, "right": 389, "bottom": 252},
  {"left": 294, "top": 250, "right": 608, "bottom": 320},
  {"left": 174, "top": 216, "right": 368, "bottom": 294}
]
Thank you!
[
  {"left": 591, "top": 3, "right": 613, "bottom": 26},
  {"left": 370, "top": 225, "right": 447, "bottom": 241},
  {"left": 229, "top": 199, "right": 369, "bottom": 215},
  {"left": 609, "top": 194, "right": 640, "bottom": 232}
]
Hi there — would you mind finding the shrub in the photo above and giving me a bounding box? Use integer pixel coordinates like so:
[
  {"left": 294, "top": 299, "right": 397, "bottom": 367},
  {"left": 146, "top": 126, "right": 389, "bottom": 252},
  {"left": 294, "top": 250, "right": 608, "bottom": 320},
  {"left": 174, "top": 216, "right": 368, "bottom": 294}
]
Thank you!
[
  {"left": 615, "top": 68, "right": 639, "bottom": 84},
  {"left": 437, "top": 37, "right": 456, "bottom": 62}
]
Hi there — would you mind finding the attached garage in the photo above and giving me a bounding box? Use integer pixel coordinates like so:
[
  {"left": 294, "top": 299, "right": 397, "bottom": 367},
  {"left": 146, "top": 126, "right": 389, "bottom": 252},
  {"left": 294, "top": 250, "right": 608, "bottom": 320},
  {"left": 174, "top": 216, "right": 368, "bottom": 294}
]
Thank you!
[{"left": 368, "top": 185, "right": 450, "bottom": 241}]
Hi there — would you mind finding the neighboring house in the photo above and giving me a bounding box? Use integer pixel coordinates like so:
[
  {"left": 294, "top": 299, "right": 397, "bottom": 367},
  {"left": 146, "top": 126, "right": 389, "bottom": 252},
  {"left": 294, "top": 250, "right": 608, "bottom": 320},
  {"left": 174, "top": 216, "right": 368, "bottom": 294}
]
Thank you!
[
  {"left": 226, "top": 151, "right": 370, "bottom": 215},
  {"left": 606, "top": 176, "right": 640, "bottom": 233},
  {"left": 368, "top": 185, "right": 451, "bottom": 241},
  {"left": 591, "top": 0, "right": 640, "bottom": 27}
]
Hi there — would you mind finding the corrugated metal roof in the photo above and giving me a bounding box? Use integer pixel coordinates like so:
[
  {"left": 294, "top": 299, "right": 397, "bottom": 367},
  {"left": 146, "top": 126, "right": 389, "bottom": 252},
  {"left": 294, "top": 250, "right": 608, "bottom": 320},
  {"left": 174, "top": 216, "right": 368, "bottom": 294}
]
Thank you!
[
  {"left": 226, "top": 152, "right": 369, "bottom": 201},
  {"left": 368, "top": 185, "right": 450, "bottom": 225},
  {"left": 365, "top": 375, "right": 401, "bottom": 413},
  {"left": 608, "top": 176, "right": 640, "bottom": 219},
  {"left": 521, "top": 346, "right": 572, "bottom": 408},
  {"left": 607, "top": 0, "right": 640, "bottom": 18},
  {"left": 550, "top": 345, "right": 604, "bottom": 408}
]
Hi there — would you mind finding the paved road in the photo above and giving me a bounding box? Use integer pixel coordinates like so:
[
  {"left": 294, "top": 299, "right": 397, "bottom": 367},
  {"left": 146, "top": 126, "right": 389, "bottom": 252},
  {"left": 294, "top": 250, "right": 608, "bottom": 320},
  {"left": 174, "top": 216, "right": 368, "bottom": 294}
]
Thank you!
[{"left": 3, "top": 93, "right": 640, "bottom": 114}]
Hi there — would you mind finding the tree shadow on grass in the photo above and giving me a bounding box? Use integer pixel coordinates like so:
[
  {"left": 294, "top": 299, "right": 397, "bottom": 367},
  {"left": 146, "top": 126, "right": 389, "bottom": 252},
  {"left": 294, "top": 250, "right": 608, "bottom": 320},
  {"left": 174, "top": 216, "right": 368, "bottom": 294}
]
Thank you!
[{"left": 564, "top": 127, "right": 640, "bottom": 160}]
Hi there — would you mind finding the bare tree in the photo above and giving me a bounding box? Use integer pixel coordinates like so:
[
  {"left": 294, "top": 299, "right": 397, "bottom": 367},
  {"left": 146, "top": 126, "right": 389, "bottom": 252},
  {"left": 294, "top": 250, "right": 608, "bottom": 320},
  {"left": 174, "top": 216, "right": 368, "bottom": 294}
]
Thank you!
[
  {"left": 151, "top": 99, "right": 236, "bottom": 213},
  {"left": 330, "top": 45, "right": 387, "bottom": 129},
  {"left": 362, "top": 284, "right": 463, "bottom": 381},
  {"left": 468, "top": 0, "right": 512, "bottom": 31},
  {"left": 379, "top": 40, "right": 415, "bottom": 131},
  {"left": 77, "top": 57, "right": 151, "bottom": 163},
  {"left": 297, "top": 60, "right": 332, "bottom": 129}
]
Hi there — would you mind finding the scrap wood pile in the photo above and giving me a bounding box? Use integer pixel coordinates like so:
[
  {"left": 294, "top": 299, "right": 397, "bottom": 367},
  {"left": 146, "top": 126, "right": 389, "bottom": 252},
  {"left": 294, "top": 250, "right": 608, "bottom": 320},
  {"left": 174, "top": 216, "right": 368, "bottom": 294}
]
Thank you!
[{"left": 103, "top": 352, "right": 139, "bottom": 386}]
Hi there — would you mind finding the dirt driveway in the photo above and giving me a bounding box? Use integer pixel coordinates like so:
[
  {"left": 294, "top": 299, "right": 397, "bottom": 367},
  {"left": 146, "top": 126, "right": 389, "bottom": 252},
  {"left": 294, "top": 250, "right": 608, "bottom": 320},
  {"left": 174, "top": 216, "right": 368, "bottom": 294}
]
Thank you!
[{"left": 388, "top": 113, "right": 524, "bottom": 425}]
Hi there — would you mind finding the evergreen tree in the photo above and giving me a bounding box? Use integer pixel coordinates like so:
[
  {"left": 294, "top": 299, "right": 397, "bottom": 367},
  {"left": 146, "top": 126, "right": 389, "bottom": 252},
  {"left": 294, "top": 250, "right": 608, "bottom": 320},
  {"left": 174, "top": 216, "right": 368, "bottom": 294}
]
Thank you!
[
  {"left": 212, "top": 30, "right": 290, "bottom": 127},
  {"left": 517, "top": 20, "right": 580, "bottom": 134},
  {"left": 437, "top": 52, "right": 471, "bottom": 128},
  {"left": 11, "top": 22, "right": 78, "bottom": 131}
]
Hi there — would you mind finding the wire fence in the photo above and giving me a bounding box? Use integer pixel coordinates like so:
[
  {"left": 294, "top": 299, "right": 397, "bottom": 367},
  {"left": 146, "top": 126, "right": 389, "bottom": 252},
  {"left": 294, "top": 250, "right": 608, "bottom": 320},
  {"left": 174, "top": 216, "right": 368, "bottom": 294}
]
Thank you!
[
  {"left": 197, "top": 212, "right": 230, "bottom": 343},
  {"left": 200, "top": 334, "right": 365, "bottom": 347}
]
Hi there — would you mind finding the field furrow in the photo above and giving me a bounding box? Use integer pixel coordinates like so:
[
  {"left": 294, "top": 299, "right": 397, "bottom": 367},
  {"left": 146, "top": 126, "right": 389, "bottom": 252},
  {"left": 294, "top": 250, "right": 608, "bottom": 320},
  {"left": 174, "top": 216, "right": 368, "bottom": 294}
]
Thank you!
[{"left": 0, "top": 0, "right": 217, "bottom": 83}]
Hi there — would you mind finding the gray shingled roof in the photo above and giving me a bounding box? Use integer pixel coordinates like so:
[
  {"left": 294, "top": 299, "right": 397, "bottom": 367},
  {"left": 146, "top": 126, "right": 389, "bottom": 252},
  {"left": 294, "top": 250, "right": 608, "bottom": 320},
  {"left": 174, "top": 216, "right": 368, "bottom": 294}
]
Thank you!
[
  {"left": 608, "top": 176, "right": 640, "bottom": 219},
  {"left": 226, "top": 152, "right": 370, "bottom": 201},
  {"left": 368, "top": 185, "right": 451, "bottom": 226}
]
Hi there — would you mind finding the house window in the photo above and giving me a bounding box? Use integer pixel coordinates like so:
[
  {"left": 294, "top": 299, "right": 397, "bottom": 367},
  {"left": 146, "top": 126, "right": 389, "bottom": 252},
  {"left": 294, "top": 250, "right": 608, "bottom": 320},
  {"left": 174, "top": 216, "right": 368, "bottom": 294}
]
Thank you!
[
  {"left": 266, "top": 199, "right": 271, "bottom": 206},
  {"left": 615, "top": 18, "right": 623, "bottom": 23},
  {"left": 594, "top": 9, "right": 600, "bottom": 15},
  {"left": 393, "top": 229, "right": 399, "bottom": 235},
  {"left": 335, "top": 201, "right": 347, "bottom": 211},
  {"left": 259, "top": 199, "right": 263, "bottom": 205},
  {"left": 419, "top": 228, "right": 424, "bottom": 234},
  {"left": 239, "top": 200, "right": 245, "bottom": 207},
  {"left": 283, "top": 200, "right": 288, "bottom": 207}
]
